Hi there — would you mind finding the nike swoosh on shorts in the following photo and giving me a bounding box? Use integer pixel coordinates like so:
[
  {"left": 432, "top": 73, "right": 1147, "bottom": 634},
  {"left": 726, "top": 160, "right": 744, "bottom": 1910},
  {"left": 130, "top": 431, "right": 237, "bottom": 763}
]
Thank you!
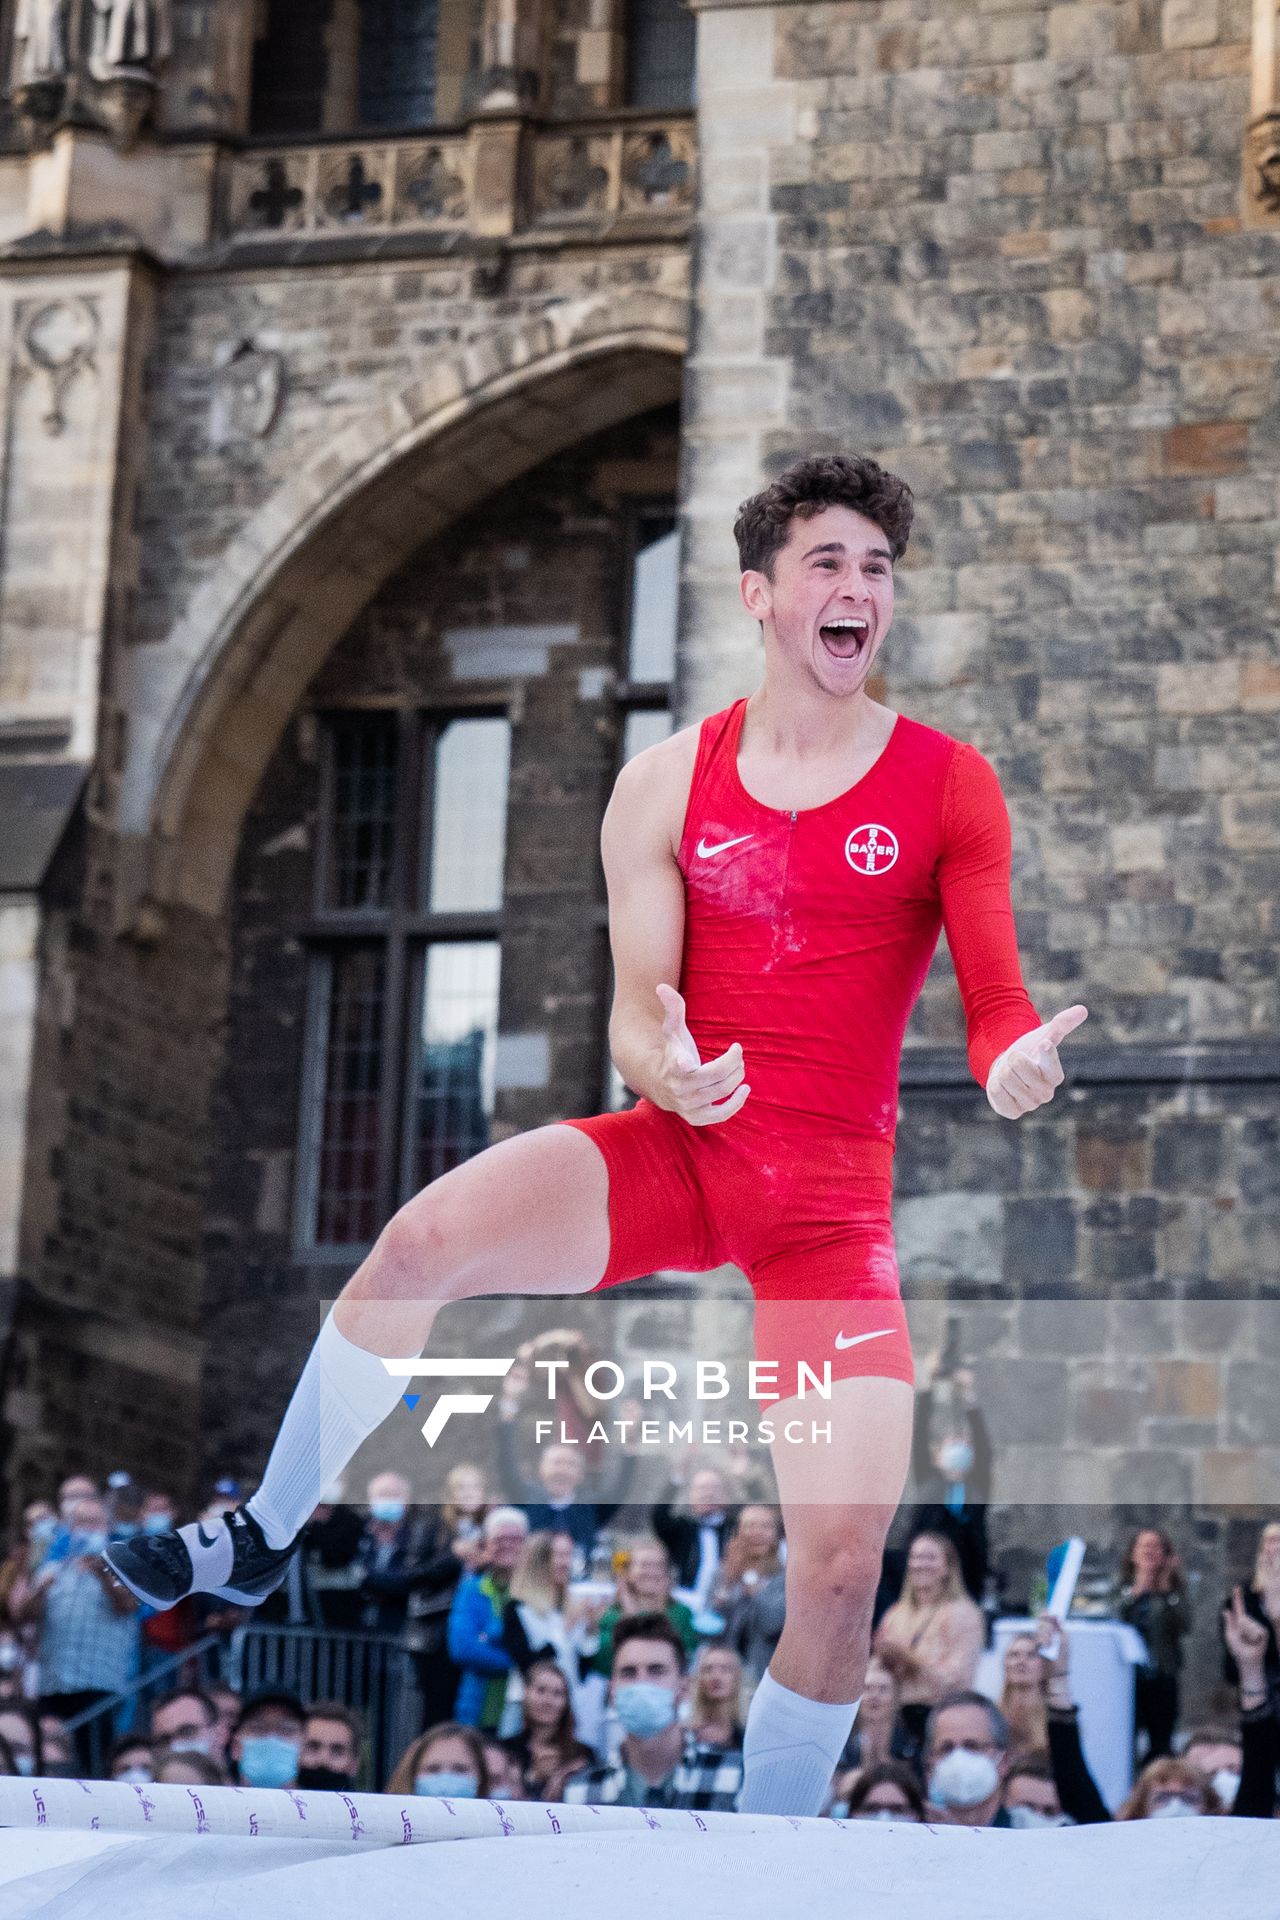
[
  {"left": 696, "top": 833, "right": 754, "bottom": 859},
  {"left": 833, "top": 1328, "right": 895, "bottom": 1350}
]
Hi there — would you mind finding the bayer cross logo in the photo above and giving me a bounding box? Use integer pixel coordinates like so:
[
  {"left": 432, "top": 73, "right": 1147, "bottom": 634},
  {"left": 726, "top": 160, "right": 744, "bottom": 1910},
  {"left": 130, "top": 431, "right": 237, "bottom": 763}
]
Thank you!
[{"left": 845, "top": 823, "right": 899, "bottom": 875}]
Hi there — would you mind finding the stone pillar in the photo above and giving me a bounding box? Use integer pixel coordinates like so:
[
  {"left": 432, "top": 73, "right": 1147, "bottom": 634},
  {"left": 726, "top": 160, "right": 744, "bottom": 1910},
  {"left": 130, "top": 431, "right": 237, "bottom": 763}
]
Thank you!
[
  {"left": 155, "top": 0, "right": 257, "bottom": 137},
  {"left": 0, "top": 253, "right": 154, "bottom": 1398},
  {"left": 1247, "top": 0, "right": 1280, "bottom": 222},
  {"left": 675, "top": 0, "right": 797, "bottom": 719},
  {"left": 576, "top": 0, "right": 627, "bottom": 108},
  {"left": 477, "top": 0, "right": 548, "bottom": 110}
]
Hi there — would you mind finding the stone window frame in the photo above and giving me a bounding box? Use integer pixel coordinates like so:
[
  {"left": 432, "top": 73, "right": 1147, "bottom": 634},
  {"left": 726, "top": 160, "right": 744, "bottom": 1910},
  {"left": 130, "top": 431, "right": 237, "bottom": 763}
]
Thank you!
[
  {"left": 294, "top": 700, "right": 510, "bottom": 1260},
  {"left": 602, "top": 494, "right": 679, "bottom": 1111}
]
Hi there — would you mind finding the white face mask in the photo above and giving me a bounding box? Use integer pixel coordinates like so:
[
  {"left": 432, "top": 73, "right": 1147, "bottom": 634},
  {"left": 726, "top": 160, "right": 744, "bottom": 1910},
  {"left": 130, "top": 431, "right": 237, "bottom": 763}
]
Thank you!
[
  {"left": 1007, "top": 1804, "right": 1070, "bottom": 1829},
  {"left": 1148, "top": 1797, "right": 1203, "bottom": 1819},
  {"left": 930, "top": 1747, "right": 1001, "bottom": 1809},
  {"left": 939, "top": 1441, "right": 974, "bottom": 1477},
  {"left": 858, "top": 1806, "right": 907, "bottom": 1822},
  {"left": 1210, "top": 1769, "right": 1240, "bottom": 1807},
  {"left": 116, "top": 1766, "right": 154, "bottom": 1785}
]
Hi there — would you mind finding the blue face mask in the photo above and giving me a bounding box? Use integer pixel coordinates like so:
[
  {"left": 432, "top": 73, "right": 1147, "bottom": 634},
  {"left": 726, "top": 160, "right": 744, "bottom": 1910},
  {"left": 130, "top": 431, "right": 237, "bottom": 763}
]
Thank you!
[
  {"left": 614, "top": 1683, "right": 678, "bottom": 1738},
  {"left": 29, "top": 1516, "right": 58, "bottom": 1545},
  {"left": 414, "top": 1770, "right": 478, "bottom": 1798},
  {"left": 238, "top": 1734, "right": 300, "bottom": 1789},
  {"left": 370, "top": 1499, "right": 406, "bottom": 1525},
  {"left": 143, "top": 1513, "right": 174, "bottom": 1535},
  {"left": 73, "top": 1530, "right": 108, "bottom": 1556},
  {"left": 14, "top": 1752, "right": 35, "bottom": 1777}
]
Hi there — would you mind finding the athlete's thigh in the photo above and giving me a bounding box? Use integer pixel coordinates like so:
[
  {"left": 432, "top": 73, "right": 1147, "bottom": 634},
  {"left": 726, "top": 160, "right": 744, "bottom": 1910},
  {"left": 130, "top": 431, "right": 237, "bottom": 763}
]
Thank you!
[
  {"left": 769, "top": 1373, "right": 914, "bottom": 1554},
  {"left": 387, "top": 1121, "right": 613, "bottom": 1299}
]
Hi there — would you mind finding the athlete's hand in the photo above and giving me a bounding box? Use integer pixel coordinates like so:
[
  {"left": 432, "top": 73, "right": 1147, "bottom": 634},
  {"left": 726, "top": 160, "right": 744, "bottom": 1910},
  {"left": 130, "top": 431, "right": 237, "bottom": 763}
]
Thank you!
[
  {"left": 654, "top": 983, "right": 750, "bottom": 1126},
  {"left": 985, "top": 1005, "right": 1088, "bottom": 1120}
]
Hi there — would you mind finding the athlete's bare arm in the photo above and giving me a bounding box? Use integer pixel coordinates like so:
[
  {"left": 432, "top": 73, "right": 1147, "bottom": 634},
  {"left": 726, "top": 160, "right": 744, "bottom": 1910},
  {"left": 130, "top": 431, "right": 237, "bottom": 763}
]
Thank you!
[{"left": 601, "top": 729, "right": 751, "bottom": 1126}]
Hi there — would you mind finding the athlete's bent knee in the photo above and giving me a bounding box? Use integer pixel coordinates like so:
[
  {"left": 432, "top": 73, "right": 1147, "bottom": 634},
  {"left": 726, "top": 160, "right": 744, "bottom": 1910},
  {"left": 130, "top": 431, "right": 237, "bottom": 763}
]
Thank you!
[{"left": 360, "top": 1196, "right": 473, "bottom": 1303}]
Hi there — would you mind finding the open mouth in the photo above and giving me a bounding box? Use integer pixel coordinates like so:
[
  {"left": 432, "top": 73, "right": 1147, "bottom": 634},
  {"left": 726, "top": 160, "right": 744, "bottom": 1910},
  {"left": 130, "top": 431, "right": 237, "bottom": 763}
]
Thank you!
[{"left": 818, "top": 617, "right": 869, "bottom": 660}]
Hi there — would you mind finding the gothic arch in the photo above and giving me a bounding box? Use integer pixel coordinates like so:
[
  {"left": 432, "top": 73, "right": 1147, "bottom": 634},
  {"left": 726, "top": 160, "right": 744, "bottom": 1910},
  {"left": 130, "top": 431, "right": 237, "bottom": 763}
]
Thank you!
[{"left": 127, "top": 290, "right": 688, "bottom": 916}]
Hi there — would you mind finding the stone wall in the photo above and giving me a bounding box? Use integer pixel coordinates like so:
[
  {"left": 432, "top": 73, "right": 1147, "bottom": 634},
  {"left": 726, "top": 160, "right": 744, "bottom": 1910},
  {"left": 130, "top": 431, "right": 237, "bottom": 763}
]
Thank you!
[{"left": 681, "top": 0, "right": 1280, "bottom": 1274}]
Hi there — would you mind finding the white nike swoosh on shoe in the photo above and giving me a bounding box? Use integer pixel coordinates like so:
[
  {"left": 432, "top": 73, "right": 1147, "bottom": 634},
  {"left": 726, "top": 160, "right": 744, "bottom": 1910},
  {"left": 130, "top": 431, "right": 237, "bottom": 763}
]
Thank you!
[
  {"left": 833, "top": 1328, "right": 895, "bottom": 1350},
  {"left": 696, "top": 833, "right": 754, "bottom": 859}
]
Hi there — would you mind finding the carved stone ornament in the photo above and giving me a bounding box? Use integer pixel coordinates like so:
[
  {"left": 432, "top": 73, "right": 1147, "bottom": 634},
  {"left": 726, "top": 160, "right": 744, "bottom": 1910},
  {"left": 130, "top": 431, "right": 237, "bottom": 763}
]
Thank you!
[
  {"left": 208, "top": 339, "right": 285, "bottom": 451},
  {"left": 88, "top": 0, "right": 173, "bottom": 143},
  {"left": 14, "top": 296, "right": 99, "bottom": 435},
  {"left": 1247, "top": 113, "right": 1280, "bottom": 216},
  {"left": 9, "top": 0, "right": 70, "bottom": 131},
  {"left": 11, "top": 0, "right": 70, "bottom": 85}
]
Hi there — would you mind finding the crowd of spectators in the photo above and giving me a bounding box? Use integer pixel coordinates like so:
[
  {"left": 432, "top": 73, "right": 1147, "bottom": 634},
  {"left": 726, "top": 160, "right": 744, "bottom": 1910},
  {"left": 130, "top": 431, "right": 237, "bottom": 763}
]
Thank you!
[{"left": 1, "top": 1349, "right": 1278, "bottom": 1824}]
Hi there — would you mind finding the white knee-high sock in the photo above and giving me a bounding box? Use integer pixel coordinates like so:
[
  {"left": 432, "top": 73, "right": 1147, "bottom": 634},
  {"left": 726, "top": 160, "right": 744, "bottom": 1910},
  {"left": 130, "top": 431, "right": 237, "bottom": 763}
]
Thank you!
[
  {"left": 245, "top": 1310, "right": 409, "bottom": 1549},
  {"left": 737, "top": 1669, "right": 860, "bottom": 1817}
]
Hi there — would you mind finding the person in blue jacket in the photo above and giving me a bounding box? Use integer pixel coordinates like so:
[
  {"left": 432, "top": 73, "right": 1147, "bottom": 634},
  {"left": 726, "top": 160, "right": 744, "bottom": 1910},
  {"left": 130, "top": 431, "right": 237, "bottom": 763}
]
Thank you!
[{"left": 447, "top": 1508, "right": 529, "bottom": 1731}]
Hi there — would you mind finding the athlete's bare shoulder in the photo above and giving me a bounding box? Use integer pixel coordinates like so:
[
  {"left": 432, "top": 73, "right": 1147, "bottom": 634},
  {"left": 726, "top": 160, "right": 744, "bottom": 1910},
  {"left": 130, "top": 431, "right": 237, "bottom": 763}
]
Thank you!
[{"left": 604, "top": 721, "right": 701, "bottom": 860}]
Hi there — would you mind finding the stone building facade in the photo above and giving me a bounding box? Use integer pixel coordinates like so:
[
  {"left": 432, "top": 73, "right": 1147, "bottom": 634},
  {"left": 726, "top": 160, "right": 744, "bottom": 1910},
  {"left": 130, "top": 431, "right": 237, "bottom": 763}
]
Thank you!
[{"left": 1, "top": 0, "right": 1279, "bottom": 1706}]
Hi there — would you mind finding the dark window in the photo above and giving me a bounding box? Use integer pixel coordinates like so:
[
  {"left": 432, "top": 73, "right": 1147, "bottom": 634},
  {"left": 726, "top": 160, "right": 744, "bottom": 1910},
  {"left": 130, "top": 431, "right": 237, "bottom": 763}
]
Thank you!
[
  {"left": 606, "top": 503, "right": 679, "bottom": 1108},
  {"left": 623, "top": 0, "right": 696, "bottom": 111},
  {"left": 250, "top": 0, "right": 333, "bottom": 137},
  {"left": 359, "top": 0, "right": 439, "bottom": 129},
  {"left": 298, "top": 711, "right": 509, "bottom": 1254}
]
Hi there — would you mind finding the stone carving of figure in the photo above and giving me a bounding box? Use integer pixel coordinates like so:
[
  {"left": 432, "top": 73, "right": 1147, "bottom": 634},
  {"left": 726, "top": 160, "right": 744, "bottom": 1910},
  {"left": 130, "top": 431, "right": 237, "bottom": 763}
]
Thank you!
[
  {"left": 88, "top": 0, "right": 172, "bottom": 78},
  {"left": 12, "top": 0, "right": 70, "bottom": 85}
]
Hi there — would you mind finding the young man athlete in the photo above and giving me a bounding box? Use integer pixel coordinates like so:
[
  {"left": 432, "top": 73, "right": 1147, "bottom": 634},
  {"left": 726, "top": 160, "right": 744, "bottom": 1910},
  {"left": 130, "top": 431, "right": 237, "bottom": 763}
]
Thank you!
[{"left": 105, "top": 454, "right": 1087, "bottom": 1817}]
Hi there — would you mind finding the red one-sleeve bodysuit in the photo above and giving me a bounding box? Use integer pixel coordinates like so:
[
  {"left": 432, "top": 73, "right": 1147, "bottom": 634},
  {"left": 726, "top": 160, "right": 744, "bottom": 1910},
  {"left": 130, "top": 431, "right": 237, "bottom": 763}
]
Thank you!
[{"left": 561, "top": 698, "right": 1042, "bottom": 1389}]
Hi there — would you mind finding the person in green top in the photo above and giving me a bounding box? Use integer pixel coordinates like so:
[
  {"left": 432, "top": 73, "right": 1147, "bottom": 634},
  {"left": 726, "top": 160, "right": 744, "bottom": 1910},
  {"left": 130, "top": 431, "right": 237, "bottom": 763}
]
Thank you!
[{"left": 592, "top": 1537, "right": 700, "bottom": 1678}]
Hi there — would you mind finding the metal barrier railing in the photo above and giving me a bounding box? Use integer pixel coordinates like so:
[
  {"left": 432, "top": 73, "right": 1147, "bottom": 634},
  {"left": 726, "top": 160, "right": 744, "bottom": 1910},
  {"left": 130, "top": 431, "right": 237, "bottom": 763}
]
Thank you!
[
  {"left": 229, "top": 1622, "right": 424, "bottom": 1788},
  {"left": 61, "top": 1631, "right": 228, "bottom": 1779},
  {"left": 59, "top": 1624, "right": 424, "bottom": 1788}
]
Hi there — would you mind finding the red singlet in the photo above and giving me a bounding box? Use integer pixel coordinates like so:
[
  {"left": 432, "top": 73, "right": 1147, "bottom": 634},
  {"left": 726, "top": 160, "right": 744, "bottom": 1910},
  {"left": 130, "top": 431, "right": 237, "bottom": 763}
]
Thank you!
[{"left": 561, "top": 698, "right": 1041, "bottom": 1391}]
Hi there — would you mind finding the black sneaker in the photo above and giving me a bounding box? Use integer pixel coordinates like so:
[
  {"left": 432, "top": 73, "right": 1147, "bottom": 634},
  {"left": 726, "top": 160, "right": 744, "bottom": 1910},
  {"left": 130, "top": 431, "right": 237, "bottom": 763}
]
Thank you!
[{"left": 101, "top": 1506, "right": 297, "bottom": 1611}]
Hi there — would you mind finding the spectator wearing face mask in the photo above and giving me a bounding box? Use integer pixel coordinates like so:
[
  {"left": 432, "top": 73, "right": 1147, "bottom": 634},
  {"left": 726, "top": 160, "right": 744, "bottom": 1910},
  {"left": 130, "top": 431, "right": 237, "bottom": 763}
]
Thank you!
[
  {"left": 562, "top": 1614, "right": 744, "bottom": 1811},
  {"left": 500, "top": 1656, "right": 595, "bottom": 1800},
  {"left": 0, "top": 1703, "right": 41, "bottom": 1779},
  {"left": 298, "top": 1701, "right": 365, "bottom": 1792},
  {"left": 687, "top": 1643, "right": 747, "bottom": 1752},
  {"left": 1117, "top": 1526, "right": 1190, "bottom": 1762},
  {"left": 907, "top": 1357, "right": 990, "bottom": 1603},
  {"left": 1001, "top": 1754, "right": 1072, "bottom": 1830},
  {"left": 228, "top": 1689, "right": 306, "bottom": 1790},
  {"left": 1038, "top": 1598, "right": 1276, "bottom": 1826},
  {"left": 1117, "top": 1756, "right": 1223, "bottom": 1821},
  {"left": 16, "top": 1494, "right": 141, "bottom": 1772},
  {"left": 386, "top": 1722, "right": 490, "bottom": 1800},
  {"left": 108, "top": 1734, "right": 155, "bottom": 1784},
  {"left": 1181, "top": 1724, "right": 1245, "bottom": 1817},
  {"left": 354, "top": 1473, "right": 431, "bottom": 1638},
  {"left": 832, "top": 1759, "right": 926, "bottom": 1823},
  {"left": 873, "top": 1532, "right": 984, "bottom": 1751},
  {"left": 998, "top": 1630, "right": 1050, "bottom": 1757},
  {"left": 922, "top": 1692, "right": 1012, "bottom": 1826}
]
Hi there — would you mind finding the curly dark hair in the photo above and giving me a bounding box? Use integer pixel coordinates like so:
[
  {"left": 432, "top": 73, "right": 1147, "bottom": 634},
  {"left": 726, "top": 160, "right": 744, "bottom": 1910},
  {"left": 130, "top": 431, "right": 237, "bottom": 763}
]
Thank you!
[{"left": 733, "top": 453, "right": 914, "bottom": 580}]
